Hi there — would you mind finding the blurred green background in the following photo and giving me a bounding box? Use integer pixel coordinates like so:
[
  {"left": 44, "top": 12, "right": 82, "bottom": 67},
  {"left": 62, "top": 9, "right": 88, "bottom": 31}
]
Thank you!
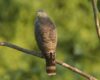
[{"left": 0, "top": 0, "right": 100, "bottom": 80}]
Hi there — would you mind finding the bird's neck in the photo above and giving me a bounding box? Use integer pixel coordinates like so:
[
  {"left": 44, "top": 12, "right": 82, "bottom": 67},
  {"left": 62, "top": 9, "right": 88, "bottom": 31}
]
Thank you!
[{"left": 38, "top": 17, "right": 51, "bottom": 24}]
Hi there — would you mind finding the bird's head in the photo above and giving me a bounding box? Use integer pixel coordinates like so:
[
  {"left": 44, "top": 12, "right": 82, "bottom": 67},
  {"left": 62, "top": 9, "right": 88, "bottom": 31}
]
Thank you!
[{"left": 37, "top": 10, "right": 48, "bottom": 18}]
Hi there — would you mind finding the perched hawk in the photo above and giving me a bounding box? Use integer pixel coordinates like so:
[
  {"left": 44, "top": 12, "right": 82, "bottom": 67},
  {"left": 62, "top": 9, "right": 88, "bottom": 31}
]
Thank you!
[{"left": 34, "top": 10, "right": 57, "bottom": 76}]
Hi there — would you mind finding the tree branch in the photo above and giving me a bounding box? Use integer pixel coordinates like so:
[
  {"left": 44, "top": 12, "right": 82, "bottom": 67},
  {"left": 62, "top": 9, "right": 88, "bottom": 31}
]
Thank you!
[
  {"left": 92, "top": 0, "right": 100, "bottom": 39},
  {"left": 0, "top": 42, "right": 97, "bottom": 80},
  {"left": 0, "top": 42, "right": 43, "bottom": 58},
  {"left": 56, "top": 61, "right": 97, "bottom": 80}
]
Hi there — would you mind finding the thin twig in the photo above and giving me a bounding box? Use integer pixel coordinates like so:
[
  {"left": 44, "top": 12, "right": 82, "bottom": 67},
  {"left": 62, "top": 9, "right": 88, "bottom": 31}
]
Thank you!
[
  {"left": 56, "top": 61, "right": 97, "bottom": 80},
  {"left": 92, "top": 0, "right": 100, "bottom": 39},
  {"left": 0, "top": 42, "right": 97, "bottom": 80}
]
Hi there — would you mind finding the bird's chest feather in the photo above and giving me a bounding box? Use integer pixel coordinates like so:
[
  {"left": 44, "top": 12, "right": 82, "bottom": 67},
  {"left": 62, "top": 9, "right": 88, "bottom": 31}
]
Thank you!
[
  {"left": 39, "top": 25, "right": 52, "bottom": 42},
  {"left": 35, "top": 17, "right": 57, "bottom": 52}
]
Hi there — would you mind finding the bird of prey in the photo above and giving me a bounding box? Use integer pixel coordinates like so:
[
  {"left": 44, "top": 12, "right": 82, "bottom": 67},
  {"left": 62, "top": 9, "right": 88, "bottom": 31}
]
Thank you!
[{"left": 34, "top": 10, "right": 57, "bottom": 76}]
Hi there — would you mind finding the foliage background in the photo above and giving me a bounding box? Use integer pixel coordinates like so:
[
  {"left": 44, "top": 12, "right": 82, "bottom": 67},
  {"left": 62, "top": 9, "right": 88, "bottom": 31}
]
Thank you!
[{"left": 0, "top": 0, "right": 100, "bottom": 80}]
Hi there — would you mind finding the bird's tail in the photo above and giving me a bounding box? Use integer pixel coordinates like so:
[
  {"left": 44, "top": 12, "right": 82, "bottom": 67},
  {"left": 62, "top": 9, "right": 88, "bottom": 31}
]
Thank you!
[{"left": 45, "top": 52, "right": 56, "bottom": 76}]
